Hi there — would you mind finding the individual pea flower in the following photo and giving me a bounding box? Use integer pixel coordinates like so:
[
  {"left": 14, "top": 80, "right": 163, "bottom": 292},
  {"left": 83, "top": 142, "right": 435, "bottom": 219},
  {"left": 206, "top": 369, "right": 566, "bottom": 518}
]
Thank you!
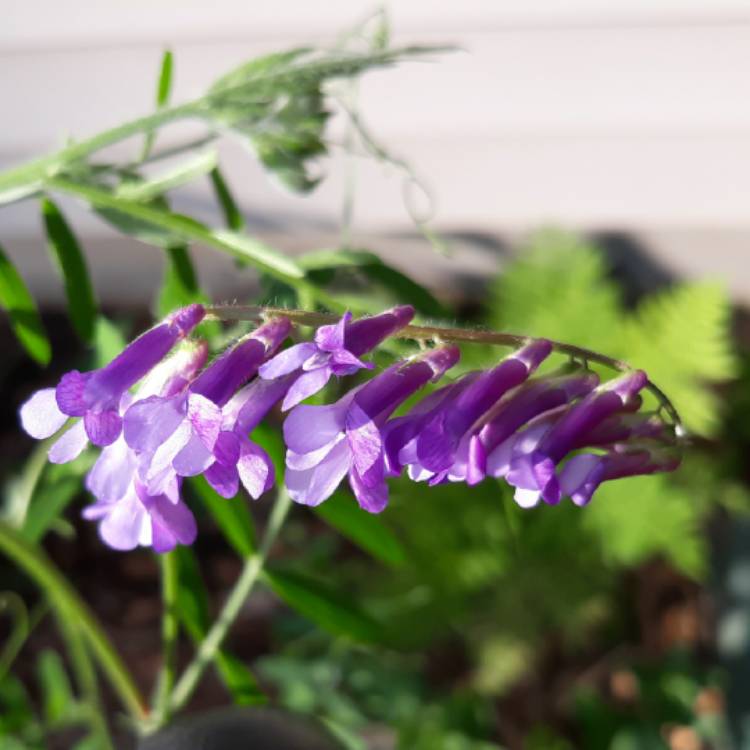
[
  {"left": 81, "top": 341, "right": 210, "bottom": 552},
  {"left": 259, "top": 305, "right": 415, "bottom": 410},
  {"left": 558, "top": 442, "right": 682, "bottom": 507},
  {"left": 284, "top": 345, "right": 460, "bottom": 513},
  {"left": 124, "top": 317, "right": 291, "bottom": 497},
  {"left": 82, "top": 474, "right": 197, "bottom": 553},
  {"left": 504, "top": 370, "right": 648, "bottom": 507},
  {"left": 19, "top": 304, "right": 205, "bottom": 448},
  {"left": 383, "top": 340, "right": 553, "bottom": 484}
]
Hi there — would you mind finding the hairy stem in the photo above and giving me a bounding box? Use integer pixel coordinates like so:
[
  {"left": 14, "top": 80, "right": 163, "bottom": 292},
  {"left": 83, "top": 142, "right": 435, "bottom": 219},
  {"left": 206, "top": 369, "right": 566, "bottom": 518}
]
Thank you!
[
  {"left": 166, "top": 490, "right": 292, "bottom": 718},
  {"left": 206, "top": 304, "right": 685, "bottom": 430}
]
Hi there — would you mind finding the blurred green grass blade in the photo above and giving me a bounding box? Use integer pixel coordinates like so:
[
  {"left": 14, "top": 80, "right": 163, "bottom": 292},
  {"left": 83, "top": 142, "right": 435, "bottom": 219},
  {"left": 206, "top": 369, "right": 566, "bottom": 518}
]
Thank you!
[
  {"left": 210, "top": 166, "right": 245, "bottom": 231},
  {"left": 0, "top": 241, "right": 50, "bottom": 365},
  {"left": 263, "top": 567, "right": 384, "bottom": 642},
  {"left": 188, "top": 476, "right": 256, "bottom": 557},
  {"left": 314, "top": 491, "right": 406, "bottom": 568},
  {"left": 174, "top": 547, "right": 265, "bottom": 704},
  {"left": 36, "top": 650, "right": 73, "bottom": 724},
  {"left": 41, "top": 197, "right": 97, "bottom": 343},
  {"left": 298, "top": 248, "right": 448, "bottom": 317}
]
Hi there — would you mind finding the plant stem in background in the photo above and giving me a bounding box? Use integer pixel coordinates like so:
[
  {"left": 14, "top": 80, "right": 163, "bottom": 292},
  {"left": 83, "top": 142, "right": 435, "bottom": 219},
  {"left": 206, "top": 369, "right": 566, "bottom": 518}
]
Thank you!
[
  {"left": 0, "top": 522, "right": 148, "bottom": 723},
  {"left": 206, "top": 304, "right": 685, "bottom": 431},
  {"left": 152, "top": 552, "right": 180, "bottom": 724},
  {"left": 165, "top": 489, "right": 293, "bottom": 718}
]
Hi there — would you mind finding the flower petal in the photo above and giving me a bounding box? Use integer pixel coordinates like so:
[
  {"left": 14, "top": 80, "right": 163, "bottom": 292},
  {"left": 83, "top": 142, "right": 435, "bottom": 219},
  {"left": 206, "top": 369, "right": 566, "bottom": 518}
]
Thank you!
[
  {"left": 349, "top": 468, "right": 389, "bottom": 513},
  {"left": 172, "top": 433, "right": 215, "bottom": 477},
  {"left": 48, "top": 421, "right": 89, "bottom": 464},
  {"left": 205, "top": 461, "right": 240, "bottom": 499},
  {"left": 56, "top": 370, "right": 91, "bottom": 416},
  {"left": 86, "top": 437, "right": 136, "bottom": 502},
  {"left": 283, "top": 399, "right": 348, "bottom": 454},
  {"left": 187, "top": 393, "right": 223, "bottom": 449},
  {"left": 281, "top": 367, "right": 332, "bottom": 411},
  {"left": 20, "top": 388, "right": 68, "bottom": 439},
  {"left": 259, "top": 342, "right": 318, "bottom": 379},
  {"left": 123, "top": 395, "right": 186, "bottom": 453},
  {"left": 314, "top": 311, "right": 351, "bottom": 352},
  {"left": 98, "top": 491, "right": 148, "bottom": 551},
  {"left": 237, "top": 440, "right": 274, "bottom": 499},
  {"left": 285, "top": 439, "right": 351, "bottom": 506},
  {"left": 147, "top": 495, "right": 198, "bottom": 552},
  {"left": 84, "top": 409, "right": 122, "bottom": 447}
]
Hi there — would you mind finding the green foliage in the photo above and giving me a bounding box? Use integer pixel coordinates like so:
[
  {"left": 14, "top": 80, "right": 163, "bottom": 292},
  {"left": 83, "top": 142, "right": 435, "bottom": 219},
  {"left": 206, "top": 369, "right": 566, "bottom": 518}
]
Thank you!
[
  {"left": 0, "top": 242, "right": 50, "bottom": 365},
  {"left": 314, "top": 491, "right": 407, "bottom": 568},
  {"left": 40, "top": 197, "right": 97, "bottom": 343},
  {"left": 263, "top": 566, "right": 385, "bottom": 643}
]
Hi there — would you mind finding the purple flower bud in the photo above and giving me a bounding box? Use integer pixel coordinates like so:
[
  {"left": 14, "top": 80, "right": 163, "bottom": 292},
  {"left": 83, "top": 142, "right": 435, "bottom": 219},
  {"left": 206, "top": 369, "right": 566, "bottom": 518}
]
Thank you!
[
  {"left": 259, "top": 306, "right": 415, "bottom": 411},
  {"left": 383, "top": 340, "right": 553, "bottom": 485},
  {"left": 19, "top": 304, "right": 205, "bottom": 448},
  {"left": 505, "top": 370, "right": 648, "bottom": 507},
  {"left": 284, "top": 345, "right": 460, "bottom": 512},
  {"left": 559, "top": 443, "right": 682, "bottom": 507}
]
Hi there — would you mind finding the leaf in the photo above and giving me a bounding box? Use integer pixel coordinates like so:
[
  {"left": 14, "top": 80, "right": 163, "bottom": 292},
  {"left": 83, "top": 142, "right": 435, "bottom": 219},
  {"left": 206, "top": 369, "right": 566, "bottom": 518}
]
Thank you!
[
  {"left": 141, "top": 49, "right": 175, "bottom": 161},
  {"left": 314, "top": 491, "right": 406, "bottom": 567},
  {"left": 156, "top": 245, "right": 205, "bottom": 317},
  {"left": 298, "top": 248, "right": 448, "bottom": 318},
  {"left": 41, "top": 197, "right": 97, "bottom": 342},
  {"left": 188, "top": 476, "right": 256, "bottom": 557},
  {"left": 156, "top": 49, "right": 174, "bottom": 107},
  {"left": 263, "top": 567, "right": 384, "bottom": 642},
  {"left": 36, "top": 650, "right": 73, "bottom": 724},
  {"left": 619, "top": 281, "right": 736, "bottom": 435},
  {"left": 0, "top": 242, "right": 50, "bottom": 365},
  {"left": 583, "top": 473, "right": 706, "bottom": 578},
  {"left": 209, "top": 48, "right": 312, "bottom": 94},
  {"left": 214, "top": 230, "right": 305, "bottom": 279},
  {"left": 174, "top": 547, "right": 264, "bottom": 704},
  {"left": 21, "top": 450, "right": 93, "bottom": 543},
  {"left": 489, "top": 230, "right": 621, "bottom": 350},
  {"left": 210, "top": 166, "right": 245, "bottom": 231}
]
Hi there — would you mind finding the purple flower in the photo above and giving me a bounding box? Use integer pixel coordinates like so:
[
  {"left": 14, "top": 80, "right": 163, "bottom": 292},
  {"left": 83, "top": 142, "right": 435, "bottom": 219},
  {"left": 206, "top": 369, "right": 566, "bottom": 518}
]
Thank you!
[
  {"left": 559, "top": 443, "right": 682, "bottom": 507},
  {"left": 125, "top": 317, "right": 291, "bottom": 498},
  {"left": 504, "top": 370, "right": 648, "bottom": 507},
  {"left": 19, "top": 304, "right": 205, "bottom": 448},
  {"left": 383, "top": 340, "right": 553, "bottom": 485},
  {"left": 83, "top": 475, "right": 197, "bottom": 553},
  {"left": 284, "top": 346, "right": 460, "bottom": 512},
  {"left": 81, "top": 341, "right": 210, "bottom": 552},
  {"left": 259, "top": 306, "right": 415, "bottom": 410}
]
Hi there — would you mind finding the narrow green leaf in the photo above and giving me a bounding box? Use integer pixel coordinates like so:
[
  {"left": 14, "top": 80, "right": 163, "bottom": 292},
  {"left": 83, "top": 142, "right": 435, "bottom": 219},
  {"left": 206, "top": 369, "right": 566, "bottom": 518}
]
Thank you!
[
  {"left": 174, "top": 547, "right": 265, "bottom": 704},
  {"left": 188, "top": 476, "right": 256, "bottom": 557},
  {"left": 214, "top": 230, "right": 305, "bottom": 279},
  {"left": 210, "top": 166, "right": 245, "bottom": 231},
  {"left": 141, "top": 49, "right": 175, "bottom": 160},
  {"left": 263, "top": 567, "right": 383, "bottom": 642},
  {"left": 314, "top": 491, "right": 406, "bottom": 567},
  {"left": 156, "top": 50, "right": 174, "bottom": 107},
  {"left": 41, "top": 197, "right": 97, "bottom": 342},
  {"left": 298, "top": 248, "right": 448, "bottom": 317},
  {"left": 157, "top": 245, "right": 204, "bottom": 317},
  {"left": 36, "top": 650, "right": 73, "bottom": 723},
  {"left": 0, "top": 241, "right": 50, "bottom": 365}
]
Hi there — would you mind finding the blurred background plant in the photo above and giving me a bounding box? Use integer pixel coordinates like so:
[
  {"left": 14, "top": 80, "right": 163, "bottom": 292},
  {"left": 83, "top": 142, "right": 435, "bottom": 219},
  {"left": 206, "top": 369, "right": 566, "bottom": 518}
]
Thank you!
[{"left": 1, "top": 7, "right": 749, "bottom": 750}]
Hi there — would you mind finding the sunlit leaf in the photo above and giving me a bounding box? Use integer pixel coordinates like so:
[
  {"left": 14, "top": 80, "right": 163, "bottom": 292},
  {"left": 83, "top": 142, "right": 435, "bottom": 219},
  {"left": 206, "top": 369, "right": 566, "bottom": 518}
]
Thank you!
[
  {"left": 36, "top": 650, "right": 73, "bottom": 723},
  {"left": 41, "top": 197, "right": 97, "bottom": 342}
]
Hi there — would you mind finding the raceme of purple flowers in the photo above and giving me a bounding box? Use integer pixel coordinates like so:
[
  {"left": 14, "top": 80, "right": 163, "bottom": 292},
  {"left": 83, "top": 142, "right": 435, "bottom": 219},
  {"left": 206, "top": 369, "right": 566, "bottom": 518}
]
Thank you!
[{"left": 18, "top": 304, "right": 682, "bottom": 553}]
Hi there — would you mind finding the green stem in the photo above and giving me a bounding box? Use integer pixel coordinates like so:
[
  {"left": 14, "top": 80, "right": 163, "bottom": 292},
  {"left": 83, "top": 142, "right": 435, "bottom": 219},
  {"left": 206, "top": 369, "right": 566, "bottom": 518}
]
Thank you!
[
  {"left": 206, "top": 304, "right": 684, "bottom": 430},
  {"left": 0, "top": 522, "right": 148, "bottom": 723},
  {"left": 56, "top": 613, "right": 114, "bottom": 750},
  {"left": 166, "top": 490, "right": 292, "bottom": 717},
  {"left": 153, "top": 552, "right": 179, "bottom": 723},
  {"left": 0, "top": 103, "right": 199, "bottom": 196}
]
